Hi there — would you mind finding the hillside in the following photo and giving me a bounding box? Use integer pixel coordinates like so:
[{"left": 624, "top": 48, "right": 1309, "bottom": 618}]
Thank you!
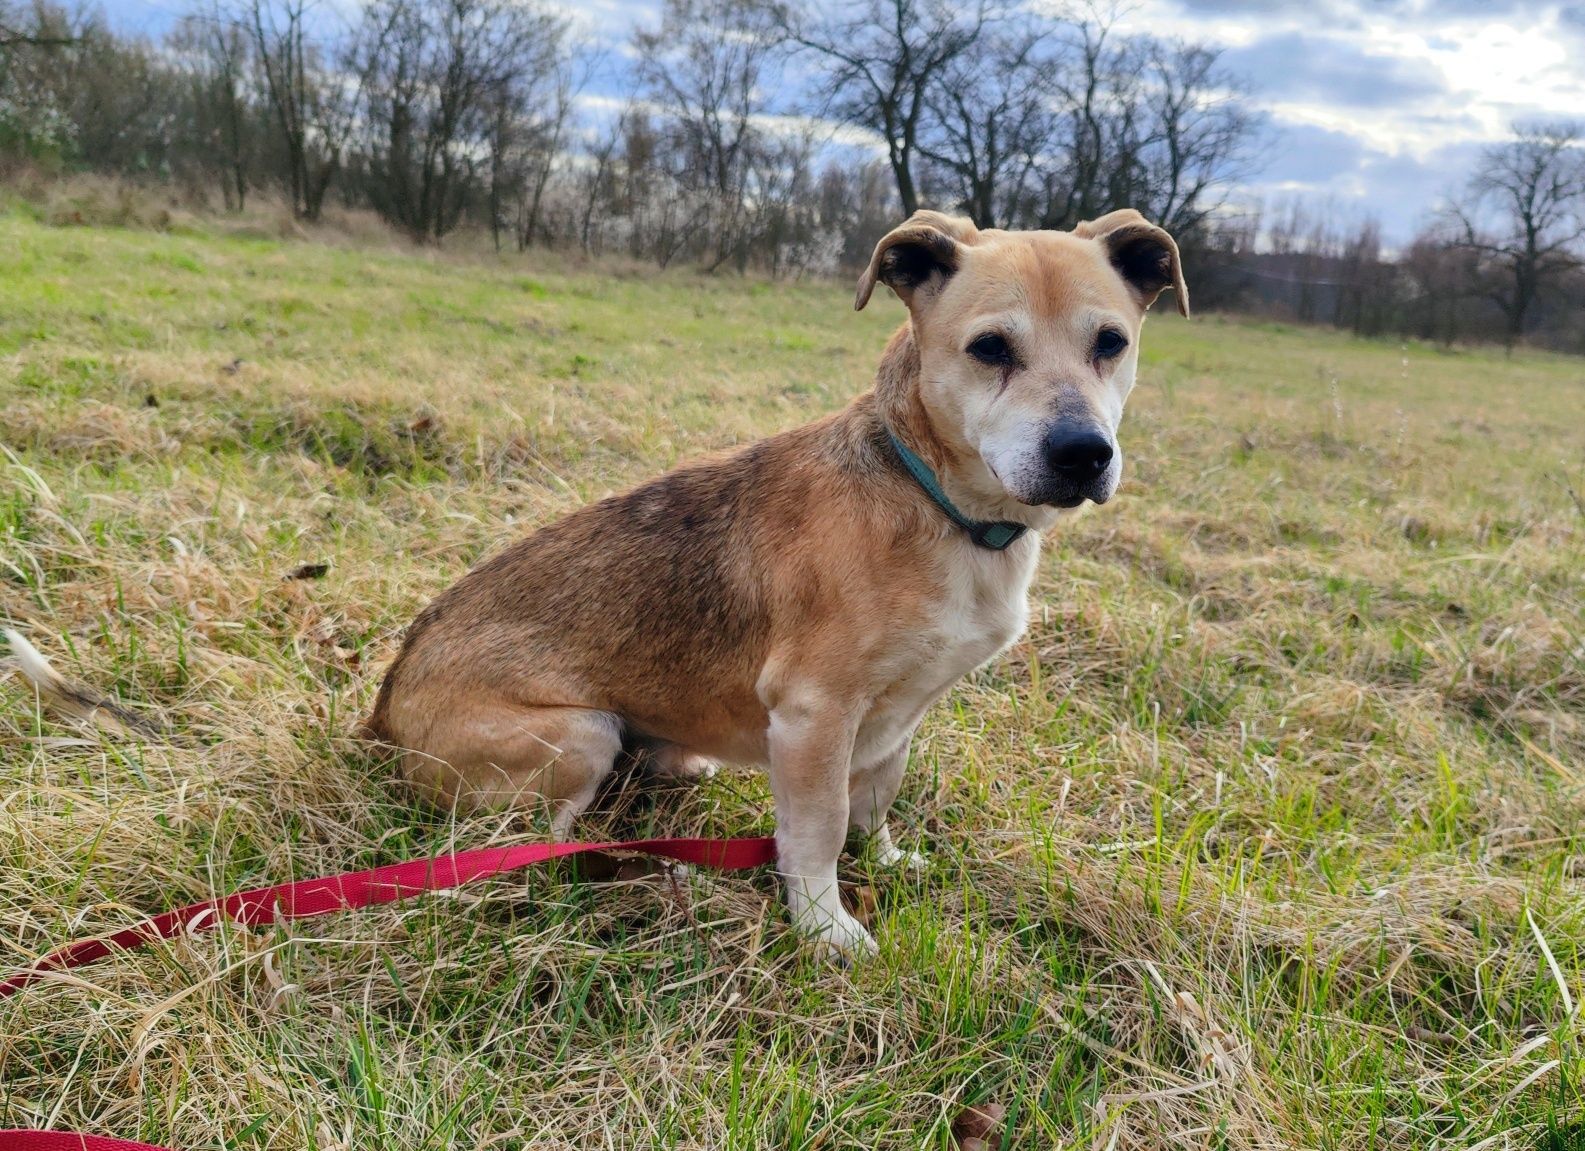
[{"left": 1, "top": 214, "right": 1582, "bottom": 1149}]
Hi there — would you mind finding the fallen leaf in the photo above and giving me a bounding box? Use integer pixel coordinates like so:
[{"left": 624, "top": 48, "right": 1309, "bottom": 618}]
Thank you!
[
  {"left": 841, "top": 883, "right": 879, "bottom": 926},
  {"left": 951, "top": 1101, "right": 1005, "bottom": 1150}
]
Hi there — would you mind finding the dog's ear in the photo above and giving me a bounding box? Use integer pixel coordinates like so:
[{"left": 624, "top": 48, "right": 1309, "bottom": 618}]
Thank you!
[
  {"left": 855, "top": 211, "right": 979, "bottom": 311},
  {"left": 1075, "top": 210, "right": 1190, "bottom": 318},
  {"left": 1070, "top": 208, "right": 1149, "bottom": 239}
]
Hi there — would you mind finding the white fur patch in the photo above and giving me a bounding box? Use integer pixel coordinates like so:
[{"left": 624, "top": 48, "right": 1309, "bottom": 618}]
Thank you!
[{"left": 852, "top": 539, "right": 1037, "bottom": 771}]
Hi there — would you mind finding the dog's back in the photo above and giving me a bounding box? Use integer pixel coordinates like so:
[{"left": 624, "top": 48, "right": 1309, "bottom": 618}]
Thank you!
[{"left": 366, "top": 397, "right": 917, "bottom": 774}]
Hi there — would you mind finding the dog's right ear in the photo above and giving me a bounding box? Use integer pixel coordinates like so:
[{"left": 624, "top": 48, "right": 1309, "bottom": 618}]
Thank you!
[
  {"left": 1074, "top": 209, "right": 1190, "bottom": 317},
  {"left": 855, "top": 211, "right": 978, "bottom": 311}
]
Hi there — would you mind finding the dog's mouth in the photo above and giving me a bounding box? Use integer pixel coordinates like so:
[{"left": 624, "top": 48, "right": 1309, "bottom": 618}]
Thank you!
[
  {"left": 1019, "top": 482, "right": 1112, "bottom": 509},
  {"left": 990, "top": 459, "right": 1113, "bottom": 510}
]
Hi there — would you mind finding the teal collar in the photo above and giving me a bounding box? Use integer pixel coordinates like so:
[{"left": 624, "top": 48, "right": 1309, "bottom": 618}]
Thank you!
[{"left": 886, "top": 430, "right": 1028, "bottom": 551}]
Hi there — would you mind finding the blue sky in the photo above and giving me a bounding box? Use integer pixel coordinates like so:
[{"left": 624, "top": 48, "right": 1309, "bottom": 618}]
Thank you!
[{"left": 104, "top": 0, "right": 1585, "bottom": 243}]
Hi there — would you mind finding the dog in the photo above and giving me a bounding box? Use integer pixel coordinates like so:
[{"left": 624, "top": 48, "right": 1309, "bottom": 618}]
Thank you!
[{"left": 364, "top": 208, "right": 1188, "bottom": 956}]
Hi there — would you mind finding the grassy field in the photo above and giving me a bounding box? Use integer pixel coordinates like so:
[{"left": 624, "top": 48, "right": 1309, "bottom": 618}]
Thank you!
[{"left": 0, "top": 207, "right": 1582, "bottom": 1151}]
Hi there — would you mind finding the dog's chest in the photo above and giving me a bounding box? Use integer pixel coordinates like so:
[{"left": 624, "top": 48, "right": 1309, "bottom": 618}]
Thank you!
[{"left": 854, "top": 544, "right": 1037, "bottom": 765}]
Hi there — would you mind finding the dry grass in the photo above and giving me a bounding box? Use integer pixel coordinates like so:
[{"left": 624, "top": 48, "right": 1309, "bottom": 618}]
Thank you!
[
  {"left": 0, "top": 167, "right": 407, "bottom": 248},
  {"left": 1, "top": 210, "right": 1583, "bottom": 1150}
]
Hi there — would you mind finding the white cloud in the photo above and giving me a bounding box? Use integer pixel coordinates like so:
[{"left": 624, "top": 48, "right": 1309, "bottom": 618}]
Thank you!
[{"left": 1119, "top": 1, "right": 1584, "bottom": 239}]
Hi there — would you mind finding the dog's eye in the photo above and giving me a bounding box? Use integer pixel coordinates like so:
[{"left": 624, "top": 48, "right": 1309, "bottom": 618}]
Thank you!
[
  {"left": 967, "top": 333, "right": 1013, "bottom": 366},
  {"left": 1094, "top": 329, "right": 1129, "bottom": 360}
]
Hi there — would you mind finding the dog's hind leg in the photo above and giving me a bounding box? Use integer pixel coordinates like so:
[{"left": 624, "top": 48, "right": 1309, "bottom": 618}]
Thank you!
[
  {"left": 646, "top": 744, "right": 720, "bottom": 782},
  {"left": 393, "top": 699, "right": 623, "bottom": 837},
  {"left": 849, "top": 737, "right": 925, "bottom": 870}
]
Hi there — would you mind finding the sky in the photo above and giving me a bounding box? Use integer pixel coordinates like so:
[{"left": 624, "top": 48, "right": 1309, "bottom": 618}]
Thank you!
[
  {"left": 1113, "top": 0, "right": 1585, "bottom": 240},
  {"left": 105, "top": 0, "right": 1585, "bottom": 244}
]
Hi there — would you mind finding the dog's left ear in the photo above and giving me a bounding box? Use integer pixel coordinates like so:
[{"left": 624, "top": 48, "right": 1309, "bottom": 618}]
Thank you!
[
  {"left": 1074, "top": 210, "right": 1190, "bottom": 318},
  {"left": 855, "top": 211, "right": 979, "bottom": 311}
]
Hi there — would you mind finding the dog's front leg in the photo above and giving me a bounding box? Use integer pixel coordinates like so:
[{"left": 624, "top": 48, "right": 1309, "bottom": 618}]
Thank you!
[{"left": 767, "top": 695, "right": 876, "bottom": 958}]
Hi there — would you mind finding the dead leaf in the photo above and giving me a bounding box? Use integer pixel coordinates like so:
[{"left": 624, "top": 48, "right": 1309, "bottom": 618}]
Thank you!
[
  {"left": 951, "top": 1101, "right": 1005, "bottom": 1150},
  {"left": 841, "top": 883, "right": 878, "bottom": 926}
]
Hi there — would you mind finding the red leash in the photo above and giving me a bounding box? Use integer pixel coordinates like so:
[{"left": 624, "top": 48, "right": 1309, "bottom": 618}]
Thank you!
[
  {"left": 0, "top": 833, "right": 778, "bottom": 1149},
  {"left": 0, "top": 1135, "right": 171, "bottom": 1151}
]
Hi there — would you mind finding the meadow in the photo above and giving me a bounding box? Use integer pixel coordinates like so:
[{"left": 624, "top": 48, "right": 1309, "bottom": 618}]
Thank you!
[{"left": 0, "top": 206, "right": 1582, "bottom": 1150}]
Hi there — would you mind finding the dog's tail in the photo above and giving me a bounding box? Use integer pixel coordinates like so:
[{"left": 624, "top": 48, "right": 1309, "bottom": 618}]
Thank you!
[{"left": 4, "top": 627, "right": 164, "bottom": 737}]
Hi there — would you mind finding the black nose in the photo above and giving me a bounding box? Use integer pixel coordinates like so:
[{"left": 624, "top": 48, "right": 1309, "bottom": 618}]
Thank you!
[{"left": 1044, "top": 427, "right": 1114, "bottom": 477}]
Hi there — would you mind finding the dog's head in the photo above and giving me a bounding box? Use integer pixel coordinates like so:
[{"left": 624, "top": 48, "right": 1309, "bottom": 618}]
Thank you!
[{"left": 857, "top": 209, "right": 1187, "bottom": 513}]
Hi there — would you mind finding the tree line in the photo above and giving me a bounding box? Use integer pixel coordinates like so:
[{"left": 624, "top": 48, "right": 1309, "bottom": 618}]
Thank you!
[
  {"left": 0, "top": 0, "right": 1255, "bottom": 269},
  {"left": 1, "top": 0, "right": 1581, "bottom": 351},
  {"left": 1201, "top": 124, "right": 1585, "bottom": 353}
]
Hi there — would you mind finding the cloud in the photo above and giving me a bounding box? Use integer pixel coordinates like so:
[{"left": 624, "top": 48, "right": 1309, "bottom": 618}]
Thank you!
[
  {"left": 1557, "top": 5, "right": 1585, "bottom": 48},
  {"left": 1171, "top": 0, "right": 1364, "bottom": 17},
  {"left": 1149, "top": 0, "right": 1583, "bottom": 239},
  {"left": 1241, "top": 117, "right": 1488, "bottom": 240},
  {"left": 1220, "top": 31, "right": 1449, "bottom": 109},
  {"left": 1256, "top": 122, "right": 1370, "bottom": 185},
  {"left": 1404, "top": 0, "right": 1552, "bottom": 15},
  {"left": 1173, "top": 0, "right": 1559, "bottom": 19}
]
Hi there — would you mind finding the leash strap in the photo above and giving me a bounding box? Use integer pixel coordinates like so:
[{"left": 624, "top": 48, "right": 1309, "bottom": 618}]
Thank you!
[
  {"left": 885, "top": 430, "right": 1027, "bottom": 550},
  {"left": 0, "top": 835, "right": 777, "bottom": 999},
  {"left": 0, "top": 834, "right": 778, "bottom": 1149},
  {"left": 0, "top": 1133, "right": 173, "bottom": 1150}
]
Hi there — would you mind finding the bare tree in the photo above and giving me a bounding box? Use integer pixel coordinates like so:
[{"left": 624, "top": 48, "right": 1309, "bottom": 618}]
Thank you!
[
  {"left": 0, "top": 3, "right": 182, "bottom": 175},
  {"left": 577, "top": 103, "right": 630, "bottom": 256},
  {"left": 1134, "top": 39, "right": 1255, "bottom": 235},
  {"left": 509, "top": 42, "right": 593, "bottom": 251},
  {"left": 634, "top": 0, "right": 778, "bottom": 198},
  {"left": 1447, "top": 122, "right": 1585, "bottom": 347},
  {"left": 633, "top": 0, "right": 783, "bottom": 269},
  {"left": 916, "top": 18, "right": 1056, "bottom": 228},
  {"left": 749, "top": 122, "right": 831, "bottom": 277},
  {"left": 0, "top": 2, "right": 91, "bottom": 164},
  {"left": 1036, "top": 15, "right": 1135, "bottom": 229},
  {"left": 1330, "top": 217, "right": 1399, "bottom": 337},
  {"left": 0, "top": 2, "right": 73, "bottom": 48},
  {"left": 1, "top": 0, "right": 1281, "bottom": 293},
  {"left": 173, "top": 3, "right": 253, "bottom": 209},
  {"left": 787, "top": 0, "right": 994, "bottom": 217},
  {"left": 239, "top": 0, "right": 355, "bottom": 220},
  {"left": 811, "top": 156, "right": 896, "bottom": 268},
  {"left": 352, "top": 0, "right": 566, "bottom": 241}
]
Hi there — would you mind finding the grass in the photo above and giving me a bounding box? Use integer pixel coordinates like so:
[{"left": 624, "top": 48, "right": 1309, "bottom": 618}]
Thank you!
[{"left": 0, "top": 208, "right": 1582, "bottom": 1150}]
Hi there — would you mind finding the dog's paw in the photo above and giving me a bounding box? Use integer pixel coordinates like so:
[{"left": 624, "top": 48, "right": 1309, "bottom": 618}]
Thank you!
[
  {"left": 800, "top": 906, "right": 878, "bottom": 962},
  {"left": 650, "top": 746, "right": 719, "bottom": 782},
  {"left": 875, "top": 841, "right": 927, "bottom": 872},
  {"left": 681, "top": 755, "right": 720, "bottom": 781}
]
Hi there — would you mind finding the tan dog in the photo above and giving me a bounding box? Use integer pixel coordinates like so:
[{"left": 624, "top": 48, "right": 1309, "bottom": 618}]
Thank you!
[{"left": 366, "top": 208, "right": 1187, "bottom": 956}]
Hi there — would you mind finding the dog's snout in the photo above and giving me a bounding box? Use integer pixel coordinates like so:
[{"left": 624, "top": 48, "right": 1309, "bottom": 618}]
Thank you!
[{"left": 1044, "top": 426, "right": 1113, "bottom": 478}]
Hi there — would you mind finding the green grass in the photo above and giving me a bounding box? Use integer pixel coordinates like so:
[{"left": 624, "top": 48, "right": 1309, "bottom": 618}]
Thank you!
[{"left": 1, "top": 209, "right": 1583, "bottom": 1150}]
